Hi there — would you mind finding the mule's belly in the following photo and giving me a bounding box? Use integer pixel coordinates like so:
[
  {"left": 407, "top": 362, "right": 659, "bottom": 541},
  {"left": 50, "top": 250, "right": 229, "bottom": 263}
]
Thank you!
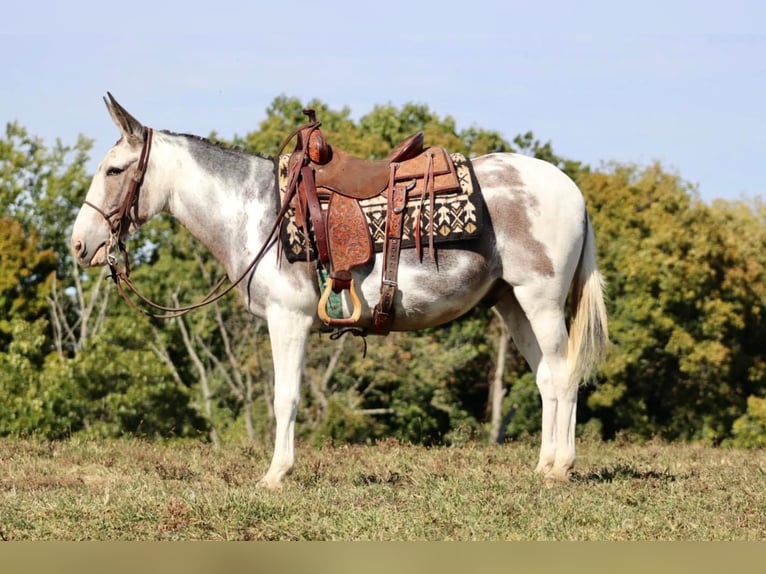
[{"left": 353, "top": 243, "right": 499, "bottom": 331}]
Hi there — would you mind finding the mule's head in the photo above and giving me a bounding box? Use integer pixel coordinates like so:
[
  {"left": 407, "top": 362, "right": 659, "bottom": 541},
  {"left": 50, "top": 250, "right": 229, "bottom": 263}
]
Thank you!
[{"left": 71, "top": 93, "right": 159, "bottom": 267}]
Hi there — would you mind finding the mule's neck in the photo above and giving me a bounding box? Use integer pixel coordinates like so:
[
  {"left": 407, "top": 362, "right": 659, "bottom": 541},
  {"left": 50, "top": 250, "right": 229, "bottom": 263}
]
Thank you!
[{"left": 150, "top": 132, "right": 279, "bottom": 278}]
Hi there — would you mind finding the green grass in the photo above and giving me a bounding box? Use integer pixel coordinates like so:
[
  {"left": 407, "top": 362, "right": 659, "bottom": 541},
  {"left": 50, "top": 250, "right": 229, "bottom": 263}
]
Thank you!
[{"left": 0, "top": 437, "right": 764, "bottom": 540}]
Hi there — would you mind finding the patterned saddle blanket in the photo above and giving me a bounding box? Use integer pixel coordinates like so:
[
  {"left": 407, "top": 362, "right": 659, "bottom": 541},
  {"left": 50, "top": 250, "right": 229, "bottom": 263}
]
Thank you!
[{"left": 278, "top": 152, "right": 483, "bottom": 262}]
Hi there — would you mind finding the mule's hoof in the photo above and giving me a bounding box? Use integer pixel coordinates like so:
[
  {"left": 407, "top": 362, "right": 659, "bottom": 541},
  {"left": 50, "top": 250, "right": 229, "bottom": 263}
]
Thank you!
[
  {"left": 534, "top": 461, "right": 554, "bottom": 475},
  {"left": 543, "top": 466, "right": 572, "bottom": 484},
  {"left": 257, "top": 476, "right": 284, "bottom": 491}
]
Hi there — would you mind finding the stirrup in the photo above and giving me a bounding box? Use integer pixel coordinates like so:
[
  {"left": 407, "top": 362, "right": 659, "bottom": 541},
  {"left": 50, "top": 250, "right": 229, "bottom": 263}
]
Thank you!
[{"left": 318, "top": 277, "right": 362, "bottom": 327}]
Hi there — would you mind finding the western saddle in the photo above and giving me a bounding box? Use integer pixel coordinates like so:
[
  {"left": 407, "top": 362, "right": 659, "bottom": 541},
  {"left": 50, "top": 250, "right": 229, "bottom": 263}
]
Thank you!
[{"left": 282, "top": 109, "right": 461, "bottom": 334}]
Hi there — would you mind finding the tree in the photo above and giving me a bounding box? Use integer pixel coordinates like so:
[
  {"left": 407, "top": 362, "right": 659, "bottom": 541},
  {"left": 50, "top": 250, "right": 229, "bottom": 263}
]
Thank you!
[
  {"left": 0, "top": 122, "right": 206, "bottom": 439},
  {"left": 580, "top": 163, "right": 766, "bottom": 443},
  {"left": 1, "top": 121, "right": 92, "bottom": 272},
  {"left": 0, "top": 217, "right": 57, "bottom": 349},
  {"left": 7, "top": 98, "right": 766, "bottom": 449}
]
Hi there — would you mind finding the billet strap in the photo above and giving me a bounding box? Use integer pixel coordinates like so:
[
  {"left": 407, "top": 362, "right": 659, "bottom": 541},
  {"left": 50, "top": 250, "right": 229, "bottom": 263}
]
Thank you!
[
  {"left": 371, "top": 153, "right": 437, "bottom": 333},
  {"left": 372, "top": 163, "right": 409, "bottom": 334}
]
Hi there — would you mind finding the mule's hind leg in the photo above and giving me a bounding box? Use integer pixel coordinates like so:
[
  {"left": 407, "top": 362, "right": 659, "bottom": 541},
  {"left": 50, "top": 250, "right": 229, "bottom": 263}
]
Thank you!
[{"left": 494, "top": 287, "right": 576, "bottom": 481}]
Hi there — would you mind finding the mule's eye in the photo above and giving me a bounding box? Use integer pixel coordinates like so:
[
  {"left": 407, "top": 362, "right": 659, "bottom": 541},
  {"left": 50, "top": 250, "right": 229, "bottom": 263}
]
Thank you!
[{"left": 106, "top": 166, "right": 125, "bottom": 176}]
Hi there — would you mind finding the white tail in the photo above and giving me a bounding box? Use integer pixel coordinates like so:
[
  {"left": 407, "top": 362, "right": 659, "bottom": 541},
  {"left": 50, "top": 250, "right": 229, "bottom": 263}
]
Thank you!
[{"left": 568, "top": 213, "right": 609, "bottom": 386}]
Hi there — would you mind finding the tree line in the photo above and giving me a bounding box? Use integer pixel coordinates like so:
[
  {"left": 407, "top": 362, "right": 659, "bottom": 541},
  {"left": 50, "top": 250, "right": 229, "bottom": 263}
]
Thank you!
[{"left": 2, "top": 96, "right": 766, "bottom": 448}]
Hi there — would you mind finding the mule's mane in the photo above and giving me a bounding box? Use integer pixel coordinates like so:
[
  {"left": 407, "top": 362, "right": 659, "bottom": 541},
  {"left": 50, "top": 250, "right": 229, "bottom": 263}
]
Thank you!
[{"left": 163, "top": 130, "right": 273, "bottom": 162}]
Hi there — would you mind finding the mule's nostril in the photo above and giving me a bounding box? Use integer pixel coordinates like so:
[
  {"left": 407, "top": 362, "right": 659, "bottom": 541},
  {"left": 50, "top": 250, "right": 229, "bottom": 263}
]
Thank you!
[{"left": 72, "top": 239, "right": 85, "bottom": 258}]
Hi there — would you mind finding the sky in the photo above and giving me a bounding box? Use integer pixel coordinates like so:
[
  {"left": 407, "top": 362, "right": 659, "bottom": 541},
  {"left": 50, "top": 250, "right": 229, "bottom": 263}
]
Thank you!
[{"left": 2, "top": 1, "right": 765, "bottom": 203}]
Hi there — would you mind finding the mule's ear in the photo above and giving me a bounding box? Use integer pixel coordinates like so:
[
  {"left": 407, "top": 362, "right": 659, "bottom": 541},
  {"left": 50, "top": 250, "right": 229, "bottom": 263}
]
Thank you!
[{"left": 104, "top": 92, "right": 144, "bottom": 139}]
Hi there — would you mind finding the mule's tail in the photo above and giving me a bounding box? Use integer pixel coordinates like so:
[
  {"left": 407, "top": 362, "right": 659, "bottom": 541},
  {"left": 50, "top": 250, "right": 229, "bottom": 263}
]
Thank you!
[{"left": 568, "top": 212, "right": 609, "bottom": 386}]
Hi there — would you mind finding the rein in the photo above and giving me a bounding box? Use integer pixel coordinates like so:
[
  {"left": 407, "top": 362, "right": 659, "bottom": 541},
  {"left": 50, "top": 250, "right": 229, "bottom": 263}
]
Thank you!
[{"left": 86, "top": 126, "right": 301, "bottom": 320}]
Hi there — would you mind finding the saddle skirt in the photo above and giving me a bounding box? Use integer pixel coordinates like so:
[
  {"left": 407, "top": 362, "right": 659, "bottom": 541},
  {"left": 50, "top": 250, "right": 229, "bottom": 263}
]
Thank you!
[{"left": 278, "top": 152, "right": 482, "bottom": 262}]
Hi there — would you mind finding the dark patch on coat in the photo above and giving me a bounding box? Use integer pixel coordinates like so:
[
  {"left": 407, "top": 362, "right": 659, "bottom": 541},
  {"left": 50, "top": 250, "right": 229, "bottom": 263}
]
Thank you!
[{"left": 472, "top": 155, "right": 555, "bottom": 277}]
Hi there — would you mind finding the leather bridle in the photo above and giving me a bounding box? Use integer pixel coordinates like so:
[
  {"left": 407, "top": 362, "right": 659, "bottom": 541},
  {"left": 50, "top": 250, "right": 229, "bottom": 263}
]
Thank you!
[{"left": 83, "top": 127, "right": 154, "bottom": 275}]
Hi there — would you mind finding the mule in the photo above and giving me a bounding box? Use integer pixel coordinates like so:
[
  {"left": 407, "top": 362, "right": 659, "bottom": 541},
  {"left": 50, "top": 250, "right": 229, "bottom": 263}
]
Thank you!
[{"left": 71, "top": 94, "right": 608, "bottom": 489}]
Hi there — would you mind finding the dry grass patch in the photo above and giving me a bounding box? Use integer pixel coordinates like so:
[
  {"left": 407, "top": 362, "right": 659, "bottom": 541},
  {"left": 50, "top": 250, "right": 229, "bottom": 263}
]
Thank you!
[{"left": 0, "top": 437, "right": 764, "bottom": 540}]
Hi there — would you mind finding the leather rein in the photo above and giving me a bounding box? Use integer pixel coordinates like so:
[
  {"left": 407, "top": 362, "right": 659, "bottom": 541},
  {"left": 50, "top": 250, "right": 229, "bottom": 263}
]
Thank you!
[{"left": 84, "top": 126, "right": 298, "bottom": 319}]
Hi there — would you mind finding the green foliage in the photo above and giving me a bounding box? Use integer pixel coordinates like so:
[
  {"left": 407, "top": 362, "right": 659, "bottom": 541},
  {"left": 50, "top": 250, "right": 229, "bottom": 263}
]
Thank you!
[
  {"left": 67, "top": 313, "right": 207, "bottom": 438},
  {"left": 1, "top": 121, "right": 92, "bottom": 270},
  {"left": 581, "top": 164, "right": 766, "bottom": 443},
  {"left": 358, "top": 102, "right": 463, "bottom": 156},
  {"left": 0, "top": 216, "right": 57, "bottom": 348},
  {"left": 231, "top": 94, "right": 513, "bottom": 159},
  {"left": 728, "top": 395, "right": 766, "bottom": 448},
  {"left": 3, "top": 97, "right": 766, "bottom": 450},
  {"left": 309, "top": 311, "right": 495, "bottom": 446},
  {"left": 0, "top": 318, "right": 77, "bottom": 437},
  {"left": 312, "top": 395, "right": 383, "bottom": 446},
  {"left": 0, "top": 314, "right": 206, "bottom": 439},
  {"left": 500, "top": 373, "right": 542, "bottom": 439}
]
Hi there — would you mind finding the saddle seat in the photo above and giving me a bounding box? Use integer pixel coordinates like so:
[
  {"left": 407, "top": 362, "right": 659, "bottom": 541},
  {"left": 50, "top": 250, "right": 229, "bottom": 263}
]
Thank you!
[
  {"left": 313, "top": 136, "right": 459, "bottom": 202},
  {"left": 312, "top": 132, "right": 425, "bottom": 200}
]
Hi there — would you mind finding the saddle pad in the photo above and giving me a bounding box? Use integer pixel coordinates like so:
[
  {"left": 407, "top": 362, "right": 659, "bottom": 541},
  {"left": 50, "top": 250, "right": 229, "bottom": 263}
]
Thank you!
[{"left": 278, "top": 152, "right": 482, "bottom": 263}]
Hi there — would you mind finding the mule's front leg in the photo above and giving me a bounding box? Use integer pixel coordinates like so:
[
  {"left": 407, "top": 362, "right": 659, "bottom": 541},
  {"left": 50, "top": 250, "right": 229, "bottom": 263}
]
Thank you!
[{"left": 258, "top": 307, "right": 313, "bottom": 490}]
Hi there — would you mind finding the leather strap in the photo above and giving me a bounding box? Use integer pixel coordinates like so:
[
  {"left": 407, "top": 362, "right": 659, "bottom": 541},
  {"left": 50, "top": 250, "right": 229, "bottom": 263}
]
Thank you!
[
  {"left": 300, "top": 164, "right": 329, "bottom": 265},
  {"left": 118, "top": 127, "right": 153, "bottom": 230},
  {"left": 413, "top": 151, "right": 435, "bottom": 262},
  {"left": 372, "top": 163, "right": 408, "bottom": 334},
  {"left": 425, "top": 151, "right": 436, "bottom": 262},
  {"left": 83, "top": 127, "right": 153, "bottom": 240}
]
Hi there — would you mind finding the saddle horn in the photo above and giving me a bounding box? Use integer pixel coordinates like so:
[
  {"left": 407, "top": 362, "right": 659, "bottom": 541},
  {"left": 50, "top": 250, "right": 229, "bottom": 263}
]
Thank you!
[{"left": 302, "top": 108, "right": 330, "bottom": 165}]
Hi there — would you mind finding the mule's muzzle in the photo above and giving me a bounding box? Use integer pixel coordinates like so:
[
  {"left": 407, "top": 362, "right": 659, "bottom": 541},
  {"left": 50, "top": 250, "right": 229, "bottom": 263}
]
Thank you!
[{"left": 71, "top": 236, "right": 109, "bottom": 267}]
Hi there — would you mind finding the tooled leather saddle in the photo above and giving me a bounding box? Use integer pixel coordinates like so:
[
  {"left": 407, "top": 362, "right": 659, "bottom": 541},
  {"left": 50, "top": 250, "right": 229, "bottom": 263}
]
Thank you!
[{"left": 281, "top": 109, "right": 464, "bottom": 334}]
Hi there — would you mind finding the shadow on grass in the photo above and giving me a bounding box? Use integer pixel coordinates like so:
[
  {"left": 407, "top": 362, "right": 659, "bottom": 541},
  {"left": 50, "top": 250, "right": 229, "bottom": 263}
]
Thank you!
[
  {"left": 573, "top": 463, "right": 689, "bottom": 484},
  {"left": 353, "top": 471, "right": 406, "bottom": 487}
]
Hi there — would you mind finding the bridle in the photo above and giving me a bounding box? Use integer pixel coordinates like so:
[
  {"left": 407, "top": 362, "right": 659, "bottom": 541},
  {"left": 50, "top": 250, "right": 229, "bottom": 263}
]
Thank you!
[
  {"left": 81, "top": 126, "right": 296, "bottom": 319},
  {"left": 84, "top": 127, "right": 154, "bottom": 273}
]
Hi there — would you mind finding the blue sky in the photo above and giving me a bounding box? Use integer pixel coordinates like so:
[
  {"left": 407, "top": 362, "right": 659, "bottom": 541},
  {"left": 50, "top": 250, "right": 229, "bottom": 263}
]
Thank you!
[{"left": 2, "top": 1, "right": 764, "bottom": 202}]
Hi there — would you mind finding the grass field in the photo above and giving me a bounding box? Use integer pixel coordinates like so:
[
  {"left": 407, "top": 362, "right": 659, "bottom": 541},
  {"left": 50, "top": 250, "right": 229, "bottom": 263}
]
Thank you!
[{"left": 1, "top": 437, "right": 764, "bottom": 541}]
